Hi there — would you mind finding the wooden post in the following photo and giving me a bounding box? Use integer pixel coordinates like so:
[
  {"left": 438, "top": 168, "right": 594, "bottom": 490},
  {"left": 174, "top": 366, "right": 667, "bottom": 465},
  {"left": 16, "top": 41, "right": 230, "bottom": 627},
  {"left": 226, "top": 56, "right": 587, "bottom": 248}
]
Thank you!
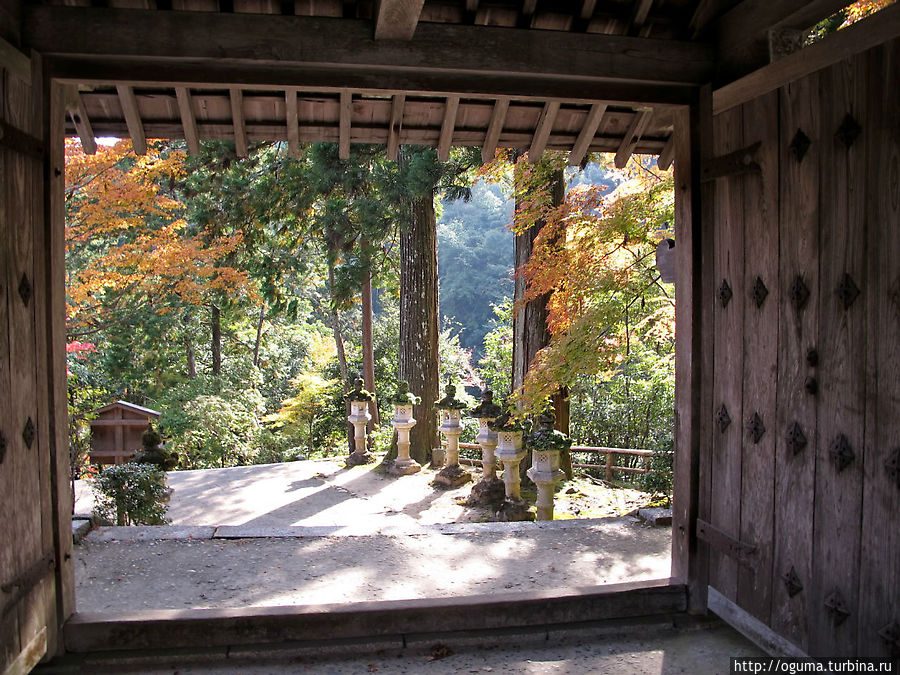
[{"left": 604, "top": 451, "right": 614, "bottom": 482}]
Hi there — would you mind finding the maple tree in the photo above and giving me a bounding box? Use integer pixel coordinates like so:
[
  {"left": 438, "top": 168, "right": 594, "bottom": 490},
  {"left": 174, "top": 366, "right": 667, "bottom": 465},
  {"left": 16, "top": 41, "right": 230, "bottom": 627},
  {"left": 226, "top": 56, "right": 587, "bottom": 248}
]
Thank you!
[{"left": 65, "top": 138, "right": 254, "bottom": 340}]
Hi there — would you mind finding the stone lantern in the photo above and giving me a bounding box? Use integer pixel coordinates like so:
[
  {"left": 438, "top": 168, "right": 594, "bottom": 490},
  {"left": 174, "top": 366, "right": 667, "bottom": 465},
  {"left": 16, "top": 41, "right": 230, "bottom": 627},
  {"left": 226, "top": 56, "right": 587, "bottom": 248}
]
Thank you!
[
  {"left": 465, "top": 389, "right": 505, "bottom": 506},
  {"left": 490, "top": 405, "right": 534, "bottom": 522},
  {"left": 388, "top": 381, "right": 422, "bottom": 476},
  {"left": 433, "top": 378, "right": 471, "bottom": 488},
  {"left": 345, "top": 376, "right": 375, "bottom": 466},
  {"left": 526, "top": 406, "right": 569, "bottom": 521}
]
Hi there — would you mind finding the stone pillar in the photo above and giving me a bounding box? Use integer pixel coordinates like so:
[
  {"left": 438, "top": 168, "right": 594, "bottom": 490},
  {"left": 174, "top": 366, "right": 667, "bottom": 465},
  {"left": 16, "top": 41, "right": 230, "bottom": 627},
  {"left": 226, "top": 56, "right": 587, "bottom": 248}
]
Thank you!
[
  {"left": 389, "top": 403, "right": 421, "bottom": 475},
  {"left": 527, "top": 449, "right": 565, "bottom": 520},
  {"left": 466, "top": 417, "right": 505, "bottom": 506},
  {"left": 346, "top": 400, "right": 373, "bottom": 466},
  {"left": 434, "top": 408, "right": 471, "bottom": 487},
  {"left": 494, "top": 430, "right": 533, "bottom": 521}
]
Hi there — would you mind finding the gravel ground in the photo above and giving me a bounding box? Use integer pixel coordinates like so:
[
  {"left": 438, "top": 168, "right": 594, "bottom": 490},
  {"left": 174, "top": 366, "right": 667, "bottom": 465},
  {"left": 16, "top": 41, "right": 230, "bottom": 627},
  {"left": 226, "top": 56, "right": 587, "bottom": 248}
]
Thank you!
[{"left": 75, "top": 518, "right": 671, "bottom": 612}]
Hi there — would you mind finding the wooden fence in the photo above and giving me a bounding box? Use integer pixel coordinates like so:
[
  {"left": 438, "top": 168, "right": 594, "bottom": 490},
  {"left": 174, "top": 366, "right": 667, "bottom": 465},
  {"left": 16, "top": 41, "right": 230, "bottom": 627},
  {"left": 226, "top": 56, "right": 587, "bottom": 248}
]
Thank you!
[{"left": 452, "top": 442, "right": 670, "bottom": 482}]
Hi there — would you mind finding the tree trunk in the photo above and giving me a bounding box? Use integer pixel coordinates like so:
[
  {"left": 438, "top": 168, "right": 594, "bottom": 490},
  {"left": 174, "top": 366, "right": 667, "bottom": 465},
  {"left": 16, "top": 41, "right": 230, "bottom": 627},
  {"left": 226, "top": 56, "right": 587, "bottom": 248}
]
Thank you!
[
  {"left": 210, "top": 304, "right": 222, "bottom": 376},
  {"left": 399, "top": 194, "right": 440, "bottom": 465},
  {"left": 185, "top": 333, "right": 196, "bottom": 379},
  {"left": 252, "top": 303, "right": 266, "bottom": 368},
  {"left": 328, "top": 265, "right": 353, "bottom": 452},
  {"left": 512, "top": 167, "right": 565, "bottom": 477},
  {"left": 361, "top": 267, "right": 380, "bottom": 432}
]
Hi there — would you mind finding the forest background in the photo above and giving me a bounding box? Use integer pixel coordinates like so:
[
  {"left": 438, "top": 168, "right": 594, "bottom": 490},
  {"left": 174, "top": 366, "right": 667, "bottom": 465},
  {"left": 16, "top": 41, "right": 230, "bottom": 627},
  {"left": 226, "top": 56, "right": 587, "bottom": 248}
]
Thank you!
[{"left": 65, "top": 137, "right": 676, "bottom": 483}]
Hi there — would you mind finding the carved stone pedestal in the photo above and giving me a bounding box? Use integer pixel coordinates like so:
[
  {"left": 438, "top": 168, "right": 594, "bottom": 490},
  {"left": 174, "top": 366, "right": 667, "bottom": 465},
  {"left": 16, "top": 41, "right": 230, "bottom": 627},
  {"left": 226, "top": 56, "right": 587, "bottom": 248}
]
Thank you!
[
  {"left": 346, "top": 400, "right": 373, "bottom": 466},
  {"left": 466, "top": 416, "right": 505, "bottom": 506},
  {"left": 494, "top": 430, "right": 533, "bottom": 521},
  {"left": 434, "top": 409, "right": 471, "bottom": 488},
  {"left": 527, "top": 449, "right": 565, "bottom": 521},
  {"left": 389, "top": 403, "right": 421, "bottom": 476}
]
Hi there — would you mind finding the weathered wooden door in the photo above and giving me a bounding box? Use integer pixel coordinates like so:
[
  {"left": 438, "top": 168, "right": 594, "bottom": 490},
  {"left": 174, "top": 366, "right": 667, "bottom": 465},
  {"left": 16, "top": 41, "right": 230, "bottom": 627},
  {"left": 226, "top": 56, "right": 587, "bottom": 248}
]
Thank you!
[
  {"left": 1, "top": 55, "right": 72, "bottom": 674},
  {"left": 697, "top": 39, "right": 900, "bottom": 658}
]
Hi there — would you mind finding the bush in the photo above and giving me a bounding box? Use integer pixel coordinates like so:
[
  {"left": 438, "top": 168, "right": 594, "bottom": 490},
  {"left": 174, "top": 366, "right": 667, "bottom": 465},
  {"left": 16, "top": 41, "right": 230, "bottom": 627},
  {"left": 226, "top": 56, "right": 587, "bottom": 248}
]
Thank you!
[{"left": 92, "top": 462, "right": 171, "bottom": 526}]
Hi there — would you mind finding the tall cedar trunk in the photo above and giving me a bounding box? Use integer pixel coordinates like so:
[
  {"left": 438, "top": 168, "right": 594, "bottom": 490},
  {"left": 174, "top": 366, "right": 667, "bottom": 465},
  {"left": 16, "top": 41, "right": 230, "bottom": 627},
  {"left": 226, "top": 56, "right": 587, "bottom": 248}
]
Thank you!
[
  {"left": 400, "top": 194, "right": 440, "bottom": 464},
  {"left": 328, "top": 265, "right": 353, "bottom": 451},
  {"left": 185, "top": 332, "right": 196, "bottom": 379},
  {"left": 210, "top": 304, "right": 222, "bottom": 376},
  {"left": 512, "top": 168, "right": 566, "bottom": 475},
  {"left": 252, "top": 304, "right": 266, "bottom": 368},
  {"left": 361, "top": 269, "right": 379, "bottom": 431}
]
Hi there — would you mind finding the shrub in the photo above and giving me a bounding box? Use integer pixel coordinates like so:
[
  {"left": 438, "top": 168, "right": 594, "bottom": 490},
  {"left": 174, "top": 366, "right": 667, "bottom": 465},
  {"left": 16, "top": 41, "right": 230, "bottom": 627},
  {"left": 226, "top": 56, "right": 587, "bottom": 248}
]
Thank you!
[{"left": 92, "top": 462, "right": 171, "bottom": 526}]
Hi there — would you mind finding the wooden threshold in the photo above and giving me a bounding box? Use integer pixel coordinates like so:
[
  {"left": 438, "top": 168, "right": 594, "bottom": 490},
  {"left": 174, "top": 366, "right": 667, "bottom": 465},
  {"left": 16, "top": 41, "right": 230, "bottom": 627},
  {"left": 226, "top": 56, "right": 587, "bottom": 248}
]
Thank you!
[{"left": 64, "top": 579, "right": 686, "bottom": 654}]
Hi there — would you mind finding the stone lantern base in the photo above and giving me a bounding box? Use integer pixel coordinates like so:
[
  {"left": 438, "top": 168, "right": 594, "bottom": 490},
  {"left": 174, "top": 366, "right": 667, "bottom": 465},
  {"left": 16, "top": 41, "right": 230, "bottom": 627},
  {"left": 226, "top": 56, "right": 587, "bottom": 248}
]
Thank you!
[
  {"left": 495, "top": 498, "right": 535, "bottom": 522},
  {"left": 466, "top": 476, "right": 506, "bottom": 506},
  {"left": 388, "top": 457, "right": 422, "bottom": 476},
  {"left": 433, "top": 463, "right": 472, "bottom": 488},
  {"left": 346, "top": 451, "right": 374, "bottom": 467}
]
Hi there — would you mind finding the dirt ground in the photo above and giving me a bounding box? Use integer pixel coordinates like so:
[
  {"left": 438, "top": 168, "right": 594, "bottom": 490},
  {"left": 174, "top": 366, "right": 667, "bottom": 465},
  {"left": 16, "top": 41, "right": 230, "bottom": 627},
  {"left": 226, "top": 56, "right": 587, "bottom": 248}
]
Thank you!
[{"left": 73, "top": 459, "right": 672, "bottom": 614}]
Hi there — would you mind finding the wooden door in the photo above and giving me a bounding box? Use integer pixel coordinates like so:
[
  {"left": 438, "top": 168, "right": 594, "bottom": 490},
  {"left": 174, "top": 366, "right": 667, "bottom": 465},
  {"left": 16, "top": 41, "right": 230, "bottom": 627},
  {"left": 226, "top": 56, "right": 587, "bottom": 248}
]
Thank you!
[{"left": 1, "top": 55, "right": 72, "bottom": 674}]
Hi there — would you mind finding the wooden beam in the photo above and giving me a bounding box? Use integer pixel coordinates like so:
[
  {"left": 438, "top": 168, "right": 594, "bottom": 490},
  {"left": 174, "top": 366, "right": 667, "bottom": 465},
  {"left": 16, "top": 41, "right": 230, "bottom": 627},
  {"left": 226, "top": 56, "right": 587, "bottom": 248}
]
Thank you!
[
  {"left": 175, "top": 87, "right": 200, "bottom": 155},
  {"left": 373, "top": 0, "right": 424, "bottom": 40},
  {"left": 115, "top": 85, "right": 146, "bottom": 155},
  {"left": 285, "top": 88, "right": 300, "bottom": 159},
  {"left": 713, "top": 2, "right": 900, "bottom": 114},
  {"left": 629, "top": 0, "right": 654, "bottom": 32},
  {"left": 0, "top": 36, "right": 31, "bottom": 83},
  {"left": 64, "top": 86, "right": 97, "bottom": 155},
  {"left": 339, "top": 89, "right": 351, "bottom": 159},
  {"left": 689, "top": 0, "right": 727, "bottom": 38},
  {"left": 25, "top": 7, "right": 714, "bottom": 103},
  {"left": 528, "top": 100, "right": 559, "bottom": 163},
  {"left": 386, "top": 93, "right": 405, "bottom": 161},
  {"left": 714, "top": 0, "right": 850, "bottom": 76},
  {"left": 229, "top": 87, "right": 248, "bottom": 158},
  {"left": 657, "top": 134, "right": 674, "bottom": 170},
  {"left": 613, "top": 107, "right": 651, "bottom": 168},
  {"left": 481, "top": 96, "right": 509, "bottom": 164},
  {"left": 437, "top": 94, "right": 459, "bottom": 162},
  {"left": 567, "top": 102, "right": 606, "bottom": 166},
  {"left": 580, "top": 0, "right": 597, "bottom": 20}
]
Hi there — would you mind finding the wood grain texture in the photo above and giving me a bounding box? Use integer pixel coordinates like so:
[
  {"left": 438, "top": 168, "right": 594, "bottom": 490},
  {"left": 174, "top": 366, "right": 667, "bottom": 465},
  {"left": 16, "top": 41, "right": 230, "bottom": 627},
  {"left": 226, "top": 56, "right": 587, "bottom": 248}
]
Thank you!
[
  {"left": 771, "top": 68, "right": 819, "bottom": 654},
  {"left": 857, "top": 37, "right": 900, "bottom": 659},
  {"left": 339, "top": 90, "right": 351, "bottom": 159},
  {"left": 229, "top": 87, "right": 247, "bottom": 158},
  {"left": 373, "top": 0, "right": 424, "bottom": 40},
  {"left": 736, "top": 90, "right": 778, "bottom": 625},
  {"left": 809, "top": 53, "right": 868, "bottom": 658},
  {"left": 285, "top": 89, "right": 299, "bottom": 159},
  {"left": 708, "top": 104, "right": 744, "bottom": 603}
]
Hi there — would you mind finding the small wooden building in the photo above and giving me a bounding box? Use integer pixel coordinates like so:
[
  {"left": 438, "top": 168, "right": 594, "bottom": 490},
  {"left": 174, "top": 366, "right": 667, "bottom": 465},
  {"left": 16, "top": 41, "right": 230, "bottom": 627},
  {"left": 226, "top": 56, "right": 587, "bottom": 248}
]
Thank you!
[{"left": 87, "top": 401, "right": 160, "bottom": 467}]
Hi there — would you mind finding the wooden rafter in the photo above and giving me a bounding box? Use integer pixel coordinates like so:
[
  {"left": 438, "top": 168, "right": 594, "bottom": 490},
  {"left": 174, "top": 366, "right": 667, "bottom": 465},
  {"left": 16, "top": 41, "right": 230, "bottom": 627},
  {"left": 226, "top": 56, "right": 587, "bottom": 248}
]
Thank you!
[
  {"left": 373, "top": 0, "right": 425, "bottom": 40},
  {"left": 386, "top": 93, "right": 405, "bottom": 161},
  {"left": 481, "top": 97, "right": 509, "bottom": 163},
  {"left": 614, "top": 107, "right": 652, "bottom": 168},
  {"left": 437, "top": 95, "right": 459, "bottom": 162},
  {"left": 629, "top": 0, "right": 654, "bottom": 33},
  {"left": 580, "top": 0, "right": 597, "bottom": 20},
  {"left": 528, "top": 101, "right": 560, "bottom": 163},
  {"left": 115, "top": 84, "right": 146, "bottom": 155},
  {"left": 568, "top": 102, "right": 606, "bottom": 166},
  {"left": 285, "top": 89, "right": 300, "bottom": 159},
  {"left": 65, "top": 86, "right": 97, "bottom": 155},
  {"left": 339, "top": 90, "right": 352, "bottom": 159},
  {"left": 229, "top": 87, "right": 248, "bottom": 158},
  {"left": 175, "top": 87, "right": 200, "bottom": 155},
  {"left": 657, "top": 135, "right": 675, "bottom": 170}
]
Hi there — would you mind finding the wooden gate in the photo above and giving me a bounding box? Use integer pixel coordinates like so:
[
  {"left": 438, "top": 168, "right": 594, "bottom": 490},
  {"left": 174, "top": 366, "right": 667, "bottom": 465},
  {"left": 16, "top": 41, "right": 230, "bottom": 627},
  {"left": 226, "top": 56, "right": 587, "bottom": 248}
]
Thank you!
[
  {"left": 695, "top": 38, "right": 900, "bottom": 658},
  {"left": 1, "top": 49, "right": 72, "bottom": 674}
]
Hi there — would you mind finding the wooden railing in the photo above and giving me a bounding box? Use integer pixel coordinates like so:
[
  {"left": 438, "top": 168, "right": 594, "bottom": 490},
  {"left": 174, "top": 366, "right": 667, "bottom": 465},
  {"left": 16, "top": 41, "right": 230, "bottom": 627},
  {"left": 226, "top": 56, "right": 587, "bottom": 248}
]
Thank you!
[{"left": 451, "top": 442, "right": 670, "bottom": 481}]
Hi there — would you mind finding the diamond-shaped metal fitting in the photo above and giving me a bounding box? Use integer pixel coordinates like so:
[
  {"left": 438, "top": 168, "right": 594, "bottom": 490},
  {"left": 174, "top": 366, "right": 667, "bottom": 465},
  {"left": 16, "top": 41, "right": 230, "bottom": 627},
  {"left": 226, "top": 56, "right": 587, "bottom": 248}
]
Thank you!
[
  {"left": 18, "top": 273, "right": 32, "bottom": 307},
  {"left": 837, "top": 273, "right": 860, "bottom": 309},
  {"left": 830, "top": 434, "right": 855, "bottom": 472},
  {"left": 878, "top": 621, "right": 900, "bottom": 657},
  {"left": 716, "top": 404, "right": 732, "bottom": 434},
  {"left": 789, "top": 129, "right": 812, "bottom": 163},
  {"left": 786, "top": 422, "right": 807, "bottom": 455},
  {"left": 22, "top": 417, "right": 35, "bottom": 450},
  {"left": 835, "top": 113, "right": 862, "bottom": 149},
  {"left": 886, "top": 447, "right": 900, "bottom": 490},
  {"left": 718, "top": 279, "right": 733, "bottom": 308},
  {"left": 751, "top": 276, "right": 769, "bottom": 308},
  {"left": 825, "top": 588, "right": 851, "bottom": 626},
  {"left": 0, "top": 431, "right": 6, "bottom": 464},
  {"left": 747, "top": 412, "right": 766, "bottom": 444},
  {"left": 790, "top": 275, "right": 810, "bottom": 312},
  {"left": 783, "top": 566, "right": 803, "bottom": 598}
]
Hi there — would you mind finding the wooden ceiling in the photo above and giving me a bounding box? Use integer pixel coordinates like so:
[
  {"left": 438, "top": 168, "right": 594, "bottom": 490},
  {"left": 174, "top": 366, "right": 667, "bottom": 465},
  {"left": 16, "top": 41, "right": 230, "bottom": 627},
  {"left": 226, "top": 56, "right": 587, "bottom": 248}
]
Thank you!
[{"left": 19, "top": 0, "right": 857, "bottom": 165}]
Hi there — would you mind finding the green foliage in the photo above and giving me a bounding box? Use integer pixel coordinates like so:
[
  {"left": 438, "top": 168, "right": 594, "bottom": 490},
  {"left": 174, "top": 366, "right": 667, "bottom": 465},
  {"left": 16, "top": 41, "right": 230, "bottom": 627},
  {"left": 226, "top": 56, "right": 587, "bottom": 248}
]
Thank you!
[
  {"left": 92, "top": 462, "right": 170, "bottom": 526},
  {"left": 477, "top": 299, "right": 513, "bottom": 396}
]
